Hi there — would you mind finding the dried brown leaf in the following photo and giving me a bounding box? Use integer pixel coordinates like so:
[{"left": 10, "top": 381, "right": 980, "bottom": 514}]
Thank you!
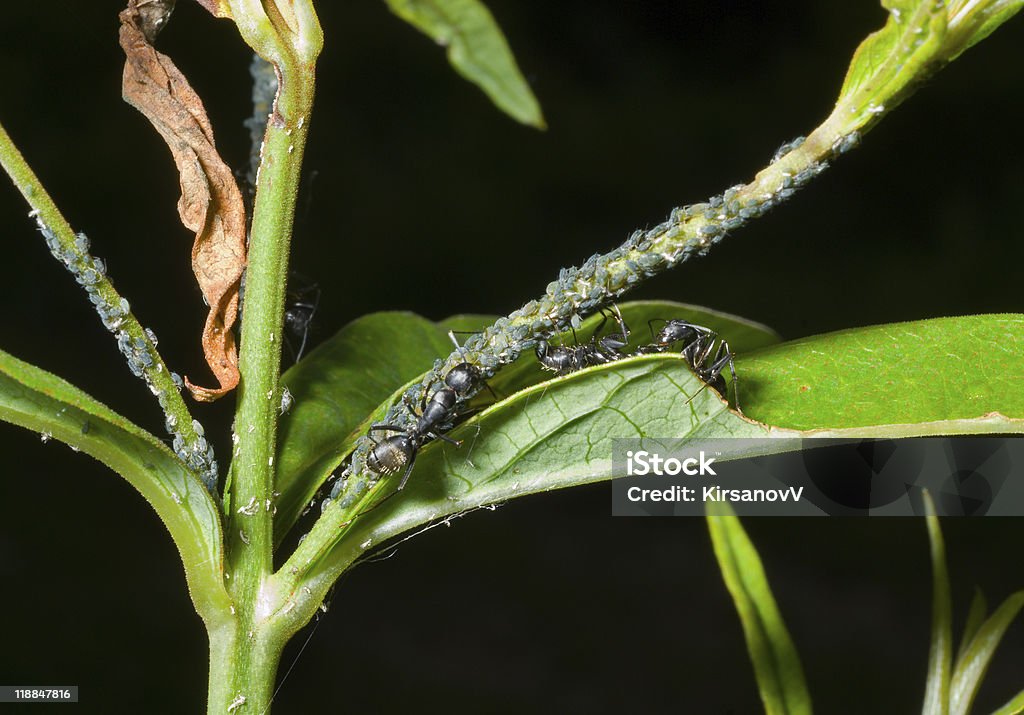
[{"left": 119, "top": 0, "right": 246, "bottom": 402}]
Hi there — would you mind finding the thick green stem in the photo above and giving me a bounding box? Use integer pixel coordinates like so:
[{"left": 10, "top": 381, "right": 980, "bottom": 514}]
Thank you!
[
  {"left": 227, "top": 72, "right": 314, "bottom": 584},
  {"left": 208, "top": 621, "right": 284, "bottom": 715},
  {"left": 215, "top": 2, "right": 322, "bottom": 713}
]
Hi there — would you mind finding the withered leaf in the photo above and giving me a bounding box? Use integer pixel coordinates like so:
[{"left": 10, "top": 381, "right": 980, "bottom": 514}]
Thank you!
[{"left": 119, "top": 0, "right": 246, "bottom": 402}]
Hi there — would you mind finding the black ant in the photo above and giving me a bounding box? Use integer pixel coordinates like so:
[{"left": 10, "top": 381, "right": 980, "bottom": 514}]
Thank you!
[
  {"left": 366, "top": 362, "right": 484, "bottom": 489},
  {"left": 284, "top": 276, "right": 321, "bottom": 362},
  {"left": 638, "top": 319, "right": 740, "bottom": 411},
  {"left": 535, "top": 305, "right": 631, "bottom": 376}
]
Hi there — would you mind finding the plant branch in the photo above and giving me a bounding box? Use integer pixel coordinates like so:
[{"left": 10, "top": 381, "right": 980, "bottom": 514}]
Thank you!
[
  {"left": 0, "top": 117, "right": 217, "bottom": 493},
  {"left": 226, "top": 0, "right": 321, "bottom": 586},
  {"left": 213, "top": 2, "right": 322, "bottom": 712}
]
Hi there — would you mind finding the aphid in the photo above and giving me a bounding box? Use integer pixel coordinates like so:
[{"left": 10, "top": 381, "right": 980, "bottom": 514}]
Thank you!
[
  {"left": 279, "top": 386, "right": 294, "bottom": 415},
  {"left": 772, "top": 136, "right": 806, "bottom": 163},
  {"left": 535, "top": 305, "right": 630, "bottom": 376},
  {"left": 638, "top": 318, "right": 740, "bottom": 410}
]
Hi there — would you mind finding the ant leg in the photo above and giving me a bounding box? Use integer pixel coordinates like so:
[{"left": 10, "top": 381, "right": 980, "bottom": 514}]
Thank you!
[
  {"left": 462, "top": 423, "right": 483, "bottom": 468},
  {"left": 297, "top": 291, "right": 320, "bottom": 361},
  {"left": 412, "top": 376, "right": 440, "bottom": 415},
  {"left": 402, "top": 392, "right": 421, "bottom": 419},
  {"left": 719, "top": 341, "right": 740, "bottom": 413},
  {"left": 698, "top": 341, "right": 740, "bottom": 410},
  {"left": 702, "top": 340, "right": 733, "bottom": 383},
  {"left": 283, "top": 274, "right": 321, "bottom": 362},
  {"left": 601, "top": 305, "right": 631, "bottom": 356},
  {"left": 682, "top": 331, "right": 715, "bottom": 366},
  {"left": 430, "top": 433, "right": 463, "bottom": 447},
  {"left": 480, "top": 381, "right": 498, "bottom": 401},
  {"left": 647, "top": 318, "right": 667, "bottom": 340},
  {"left": 591, "top": 310, "right": 610, "bottom": 340},
  {"left": 683, "top": 382, "right": 711, "bottom": 407},
  {"left": 608, "top": 304, "right": 629, "bottom": 342},
  {"left": 396, "top": 456, "right": 417, "bottom": 490},
  {"left": 591, "top": 306, "right": 628, "bottom": 358}
]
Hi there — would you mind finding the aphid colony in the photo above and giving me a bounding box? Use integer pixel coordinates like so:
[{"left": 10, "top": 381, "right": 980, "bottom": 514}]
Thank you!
[
  {"left": 531, "top": 306, "right": 737, "bottom": 403},
  {"left": 32, "top": 213, "right": 219, "bottom": 493},
  {"left": 355, "top": 308, "right": 737, "bottom": 495},
  {"left": 330, "top": 131, "right": 863, "bottom": 507}
]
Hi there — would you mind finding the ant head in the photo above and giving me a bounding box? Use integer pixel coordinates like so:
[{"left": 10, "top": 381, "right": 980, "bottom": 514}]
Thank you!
[{"left": 658, "top": 319, "right": 702, "bottom": 345}]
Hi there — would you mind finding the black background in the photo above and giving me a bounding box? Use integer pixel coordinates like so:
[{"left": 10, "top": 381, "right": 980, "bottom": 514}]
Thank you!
[{"left": 2, "top": 1, "right": 1023, "bottom": 713}]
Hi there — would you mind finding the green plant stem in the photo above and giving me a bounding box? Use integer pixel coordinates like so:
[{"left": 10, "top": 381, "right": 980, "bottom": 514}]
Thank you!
[
  {"left": 226, "top": 86, "right": 313, "bottom": 582},
  {"left": 0, "top": 119, "right": 213, "bottom": 489},
  {"left": 222, "top": 88, "right": 311, "bottom": 715},
  {"left": 215, "top": 2, "right": 322, "bottom": 712},
  {"left": 208, "top": 622, "right": 283, "bottom": 715}
]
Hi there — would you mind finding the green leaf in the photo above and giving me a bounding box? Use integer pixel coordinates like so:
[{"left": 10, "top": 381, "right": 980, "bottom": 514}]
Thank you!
[
  {"left": 318, "top": 353, "right": 778, "bottom": 578},
  {"left": 739, "top": 315, "right": 1024, "bottom": 431},
  {"left": 0, "top": 348, "right": 229, "bottom": 622},
  {"left": 951, "top": 591, "right": 1024, "bottom": 715},
  {"left": 275, "top": 302, "right": 773, "bottom": 543},
  {"left": 825, "top": 0, "right": 1022, "bottom": 142},
  {"left": 992, "top": 689, "right": 1024, "bottom": 715},
  {"left": 956, "top": 589, "right": 989, "bottom": 668},
  {"left": 274, "top": 311, "right": 460, "bottom": 544},
  {"left": 835, "top": 1, "right": 946, "bottom": 104},
  {"left": 836, "top": 0, "right": 948, "bottom": 126},
  {"left": 946, "top": 0, "right": 1024, "bottom": 60},
  {"left": 383, "top": 0, "right": 545, "bottom": 128},
  {"left": 291, "top": 311, "right": 1023, "bottom": 580},
  {"left": 922, "top": 491, "right": 953, "bottom": 715},
  {"left": 706, "top": 501, "right": 813, "bottom": 715}
]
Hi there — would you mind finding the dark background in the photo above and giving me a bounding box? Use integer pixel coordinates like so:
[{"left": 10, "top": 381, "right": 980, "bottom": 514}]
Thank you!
[{"left": 2, "top": 1, "right": 1023, "bottom": 712}]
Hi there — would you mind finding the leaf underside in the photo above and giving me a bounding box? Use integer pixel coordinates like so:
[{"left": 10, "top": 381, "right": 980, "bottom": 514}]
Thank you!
[
  {"left": 275, "top": 306, "right": 1024, "bottom": 569},
  {"left": 274, "top": 301, "right": 775, "bottom": 543}
]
